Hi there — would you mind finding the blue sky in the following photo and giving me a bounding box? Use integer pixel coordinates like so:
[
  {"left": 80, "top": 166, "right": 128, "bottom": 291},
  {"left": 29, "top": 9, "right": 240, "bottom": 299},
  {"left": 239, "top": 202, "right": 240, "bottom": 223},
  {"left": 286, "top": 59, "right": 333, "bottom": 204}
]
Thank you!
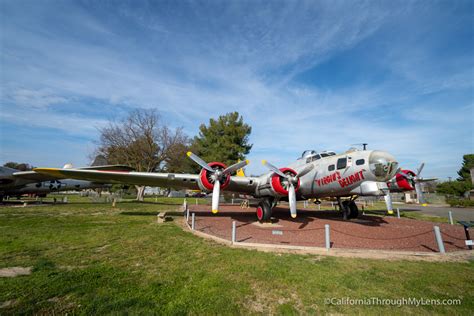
[{"left": 1, "top": 0, "right": 473, "bottom": 179}]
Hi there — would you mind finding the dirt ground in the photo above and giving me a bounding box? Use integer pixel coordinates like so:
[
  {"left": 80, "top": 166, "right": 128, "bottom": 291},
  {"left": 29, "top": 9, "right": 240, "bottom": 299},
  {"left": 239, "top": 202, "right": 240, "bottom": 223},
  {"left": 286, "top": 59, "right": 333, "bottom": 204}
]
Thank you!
[{"left": 187, "top": 204, "right": 470, "bottom": 253}]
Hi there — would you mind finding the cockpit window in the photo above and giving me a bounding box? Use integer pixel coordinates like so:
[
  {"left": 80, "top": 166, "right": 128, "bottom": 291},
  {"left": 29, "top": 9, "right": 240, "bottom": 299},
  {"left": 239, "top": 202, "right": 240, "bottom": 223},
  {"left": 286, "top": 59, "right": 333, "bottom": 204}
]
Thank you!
[
  {"left": 301, "top": 150, "right": 317, "bottom": 158},
  {"left": 306, "top": 154, "right": 321, "bottom": 163}
]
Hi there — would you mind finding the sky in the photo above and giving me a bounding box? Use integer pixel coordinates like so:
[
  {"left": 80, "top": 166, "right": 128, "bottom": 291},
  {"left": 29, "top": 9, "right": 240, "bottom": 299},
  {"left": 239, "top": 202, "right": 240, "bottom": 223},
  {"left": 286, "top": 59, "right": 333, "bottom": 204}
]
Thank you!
[{"left": 1, "top": 0, "right": 473, "bottom": 179}]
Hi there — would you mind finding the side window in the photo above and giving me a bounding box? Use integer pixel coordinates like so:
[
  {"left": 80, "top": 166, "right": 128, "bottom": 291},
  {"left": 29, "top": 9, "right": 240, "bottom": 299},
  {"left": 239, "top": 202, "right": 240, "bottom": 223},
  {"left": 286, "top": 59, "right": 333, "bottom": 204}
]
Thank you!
[
  {"left": 306, "top": 158, "right": 312, "bottom": 163},
  {"left": 337, "top": 158, "right": 347, "bottom": 169},
  {"left": 356, "top": 159, "right": 365, "bottom": 165},
  {"left": 328, "top": 164, "right": 335, "bottom": 171}
]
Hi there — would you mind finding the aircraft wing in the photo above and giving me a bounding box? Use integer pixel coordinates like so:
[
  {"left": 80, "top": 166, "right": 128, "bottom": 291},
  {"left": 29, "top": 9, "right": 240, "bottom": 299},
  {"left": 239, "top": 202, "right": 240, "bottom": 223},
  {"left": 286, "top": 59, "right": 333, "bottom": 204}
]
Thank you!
[
  {"left": 12, "top": 165, "right": 135, "bottom": 182},
  {"left": 11, "top": 171, "right": 63, "bottom": 182},
  {"left": 33, "top": 168, "right": 258, "bottom": 193}
]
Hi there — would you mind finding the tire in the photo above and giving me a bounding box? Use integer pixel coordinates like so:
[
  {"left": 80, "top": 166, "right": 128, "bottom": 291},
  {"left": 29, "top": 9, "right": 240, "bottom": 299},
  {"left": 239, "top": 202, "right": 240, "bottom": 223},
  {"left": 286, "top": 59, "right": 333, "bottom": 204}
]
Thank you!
[
  {"left": 341, "top": 200, "right": 350, "bottom": 220},
  {"left": 256, "top": 200, "right": 272, "bottom": 222},
  {"left": 348, "top": 201, "right": 359, "bottom": 219}
]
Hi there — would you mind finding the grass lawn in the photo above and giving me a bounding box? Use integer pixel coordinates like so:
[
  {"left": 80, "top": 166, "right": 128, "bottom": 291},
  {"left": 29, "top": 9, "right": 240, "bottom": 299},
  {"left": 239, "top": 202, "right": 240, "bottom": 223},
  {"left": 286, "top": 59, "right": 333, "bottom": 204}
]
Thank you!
[{"left": 0, "top": 196, "right": 473, "bottom": 314}]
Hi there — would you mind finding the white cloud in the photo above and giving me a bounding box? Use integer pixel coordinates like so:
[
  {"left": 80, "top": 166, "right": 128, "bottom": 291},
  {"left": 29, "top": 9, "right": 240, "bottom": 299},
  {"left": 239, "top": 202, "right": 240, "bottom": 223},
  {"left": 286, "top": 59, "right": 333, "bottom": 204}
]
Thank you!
[{"left": 0, "top": 1, "right": 472, "bottom": 180}]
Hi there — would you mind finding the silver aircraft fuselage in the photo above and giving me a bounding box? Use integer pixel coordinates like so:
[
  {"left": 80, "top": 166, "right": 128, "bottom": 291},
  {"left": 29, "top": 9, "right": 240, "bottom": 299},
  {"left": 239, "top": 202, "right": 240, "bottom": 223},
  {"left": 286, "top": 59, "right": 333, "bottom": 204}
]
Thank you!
[{"left": 254, "top": 150, "right": 398, "bottom": 200}]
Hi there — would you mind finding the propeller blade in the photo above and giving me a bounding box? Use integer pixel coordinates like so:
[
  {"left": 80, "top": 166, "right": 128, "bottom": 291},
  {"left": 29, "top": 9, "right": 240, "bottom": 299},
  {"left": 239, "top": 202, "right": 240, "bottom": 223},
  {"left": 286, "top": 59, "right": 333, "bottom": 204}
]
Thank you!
[
  {"left": 262, "top": 160, "right": 288, "bottom": 178},
  {"left": 416, "top": 163, "right": 425, "bottom": 177},
  {"left": 288, "top": 183, "right": 297, "bottom": 218},
  {"left": 211, "top": 179, "right": 220, "bottom": 214},
  {"left": 416, "top": 178, "right": 437, "bottom": 182},
  {"left": 414, "top": 182, "right": 426, "bottom": 204},
  {"left": 223, "top": 160, "right": 249, "bottom": 175},
  {"left": 384, "top": 193, "right": 394, "bottom": 215},
  {"left": 187, "top": 152, "right": 215, "bottom": 173},
  {"left": 296, "top": 164, "right": 314, "bottom": 179}
]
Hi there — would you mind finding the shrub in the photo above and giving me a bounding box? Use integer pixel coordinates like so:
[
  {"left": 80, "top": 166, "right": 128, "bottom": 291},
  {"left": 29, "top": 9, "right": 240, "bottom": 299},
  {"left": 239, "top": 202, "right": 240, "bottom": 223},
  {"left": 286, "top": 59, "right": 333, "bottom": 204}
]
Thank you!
[{"left": 446, "top": 198, "right": 474, "bottom": 207}]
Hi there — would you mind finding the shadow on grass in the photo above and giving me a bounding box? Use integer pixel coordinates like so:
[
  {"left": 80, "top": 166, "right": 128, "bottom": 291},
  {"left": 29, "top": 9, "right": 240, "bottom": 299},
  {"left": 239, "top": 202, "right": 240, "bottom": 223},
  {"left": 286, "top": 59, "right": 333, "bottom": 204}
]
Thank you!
[{"left": 119, "top": 211, "right": 183, "bottom": 217}]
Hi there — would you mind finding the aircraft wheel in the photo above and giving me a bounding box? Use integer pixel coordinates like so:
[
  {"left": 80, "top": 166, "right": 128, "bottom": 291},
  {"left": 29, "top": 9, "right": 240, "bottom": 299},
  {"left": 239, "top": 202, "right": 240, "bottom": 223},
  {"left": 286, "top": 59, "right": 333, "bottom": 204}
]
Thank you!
[
  {"left": 341, "top": 200, "right": 350, "bottom": 220},
  {"left": 256, "top": 200, "right": 272, "bottom": 222},
  {"left": 348, "top": 201, "right": 359, "bottom": 219}
]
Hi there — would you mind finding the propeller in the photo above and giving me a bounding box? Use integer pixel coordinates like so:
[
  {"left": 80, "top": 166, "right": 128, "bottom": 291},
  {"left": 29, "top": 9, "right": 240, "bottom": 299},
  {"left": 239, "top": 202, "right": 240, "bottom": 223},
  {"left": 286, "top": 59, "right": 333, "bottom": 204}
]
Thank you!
[
  {"left": 187, "top": 152, "right": 249, "bottom": 214},
  {"left": 262, "top": 161, "right": 314, "bottom": 218},
  {"left": 396, "top": 163, "right": 428, "bottom": 204}
]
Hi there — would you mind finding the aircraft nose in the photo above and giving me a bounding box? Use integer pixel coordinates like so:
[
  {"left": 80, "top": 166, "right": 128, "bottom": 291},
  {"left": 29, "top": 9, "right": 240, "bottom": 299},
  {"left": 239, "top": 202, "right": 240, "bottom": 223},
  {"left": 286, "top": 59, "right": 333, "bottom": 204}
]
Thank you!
[{"left": 368, "top": 151, "right": 398, "bottom": 182}]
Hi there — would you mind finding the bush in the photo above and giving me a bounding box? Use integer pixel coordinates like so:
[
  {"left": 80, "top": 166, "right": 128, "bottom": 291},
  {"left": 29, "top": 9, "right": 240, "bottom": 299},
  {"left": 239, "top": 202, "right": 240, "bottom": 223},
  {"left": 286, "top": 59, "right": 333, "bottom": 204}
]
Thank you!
[{"left": 446, "top": 198, "right": 474, "bottom": 207}]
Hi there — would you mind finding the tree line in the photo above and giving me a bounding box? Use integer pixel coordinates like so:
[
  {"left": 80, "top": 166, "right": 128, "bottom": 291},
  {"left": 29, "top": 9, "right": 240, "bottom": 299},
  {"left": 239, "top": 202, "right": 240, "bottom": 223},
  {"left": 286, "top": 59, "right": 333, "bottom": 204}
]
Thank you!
[
  {"left": 94, "top": 110, "right": 252, "bottom": 200},
  {"left": 3, "top": 110, "right": 472, "bottom": 202}
]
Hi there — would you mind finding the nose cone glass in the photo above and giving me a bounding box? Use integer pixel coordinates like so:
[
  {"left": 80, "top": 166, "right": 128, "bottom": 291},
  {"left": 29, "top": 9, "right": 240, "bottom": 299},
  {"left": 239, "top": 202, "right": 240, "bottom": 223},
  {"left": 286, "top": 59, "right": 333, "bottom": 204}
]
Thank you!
[{"left": 369, "top": 151, "right": 398, "bottom": 181}]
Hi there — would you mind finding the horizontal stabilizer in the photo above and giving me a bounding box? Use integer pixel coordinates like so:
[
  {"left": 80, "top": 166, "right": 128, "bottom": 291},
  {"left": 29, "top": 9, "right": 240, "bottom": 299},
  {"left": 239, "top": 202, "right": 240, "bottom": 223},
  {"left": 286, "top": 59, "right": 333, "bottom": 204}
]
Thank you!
[{"left": 416, "top": 178, "right": 437, "bottom": 182}]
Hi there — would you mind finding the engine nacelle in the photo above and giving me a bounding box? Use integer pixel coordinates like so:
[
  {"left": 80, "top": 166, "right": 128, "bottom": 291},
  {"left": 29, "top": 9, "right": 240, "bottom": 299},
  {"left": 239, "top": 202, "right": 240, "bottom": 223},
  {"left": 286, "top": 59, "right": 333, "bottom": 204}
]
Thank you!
[
  {"left": 270, "top": 167, "right": 300, "bottom": 196},
  {"left": 197, "top": 162, "right": 231, "bottom": 192},
  {"left": 389, "top": 169, "right": 415, "bottom": 191}
]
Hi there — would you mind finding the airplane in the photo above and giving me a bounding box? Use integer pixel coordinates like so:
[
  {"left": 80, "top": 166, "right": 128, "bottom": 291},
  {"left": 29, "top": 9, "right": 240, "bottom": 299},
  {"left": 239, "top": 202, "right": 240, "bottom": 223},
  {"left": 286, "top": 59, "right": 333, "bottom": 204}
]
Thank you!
[
  {"left": 0, "top": 176, "right": 109, "bottom": 200},
  {"left": 34, "top": 147, "right": 401, "bottom": 221},
  {"left": 0, "top": 156, "right": 132, "bottom": 202}
]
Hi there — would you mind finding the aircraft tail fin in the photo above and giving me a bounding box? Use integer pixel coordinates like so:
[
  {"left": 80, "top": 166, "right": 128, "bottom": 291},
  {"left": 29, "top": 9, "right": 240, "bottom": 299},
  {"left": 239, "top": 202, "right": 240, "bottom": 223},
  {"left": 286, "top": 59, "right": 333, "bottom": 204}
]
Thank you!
[
  {"left": 0, "top": 166, "right": 16, "bottom": 176},
  {"left": 91, "top": 155, "right": 108, "bottom": 167},
  {"left": 236, "top": 160, "right": 246, "bottom": 177}
]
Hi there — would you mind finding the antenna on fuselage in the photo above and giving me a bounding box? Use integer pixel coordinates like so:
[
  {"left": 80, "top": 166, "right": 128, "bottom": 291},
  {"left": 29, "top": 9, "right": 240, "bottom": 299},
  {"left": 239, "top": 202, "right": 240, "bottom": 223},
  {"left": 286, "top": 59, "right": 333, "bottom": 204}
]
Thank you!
[{"left": 351, "top": 143, "right": 368, "bottom": 150}]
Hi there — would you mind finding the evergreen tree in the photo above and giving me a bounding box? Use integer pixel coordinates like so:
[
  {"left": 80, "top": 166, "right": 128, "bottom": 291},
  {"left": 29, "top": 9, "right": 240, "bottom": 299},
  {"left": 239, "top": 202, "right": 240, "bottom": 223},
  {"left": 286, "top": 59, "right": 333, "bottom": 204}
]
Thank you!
[
  {"left": 192, "top": 112, "right": 252, "bottom": 168},
  {"left": 457, "top": 154, "right": 474, "bottom": 182}
]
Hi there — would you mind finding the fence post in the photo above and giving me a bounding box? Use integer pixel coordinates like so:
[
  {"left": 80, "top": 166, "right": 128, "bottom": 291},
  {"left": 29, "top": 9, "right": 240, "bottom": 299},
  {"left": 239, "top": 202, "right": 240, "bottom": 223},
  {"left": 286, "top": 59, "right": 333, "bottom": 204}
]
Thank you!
[
  {"left": 186, "top": 208, "right": 189, "bottom": 222},
  {"left": 397, "top": 208, "right": 400, "bottom": 219},
  {"left": 433, "top": 226, "right": 445, "bottom": 254},
  {"left": 191, "top": 213, "right": 195, "bottom": 230},
  {"left": 448, "top": 211, "right": 454, "bottom": 225},
  {"left": 325, "top": 224, "right": 330, "bottom": 250},
  {"left": 232, "top": 221, "right": 236, "bottom": 244}
]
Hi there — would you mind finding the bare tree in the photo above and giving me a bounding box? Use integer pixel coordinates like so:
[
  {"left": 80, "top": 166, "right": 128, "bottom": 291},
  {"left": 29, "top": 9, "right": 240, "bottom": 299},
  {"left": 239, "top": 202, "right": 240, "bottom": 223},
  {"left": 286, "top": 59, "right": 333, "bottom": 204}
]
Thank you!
[{"left": 96, "top": 109, "right": 189, "bottom": 201}]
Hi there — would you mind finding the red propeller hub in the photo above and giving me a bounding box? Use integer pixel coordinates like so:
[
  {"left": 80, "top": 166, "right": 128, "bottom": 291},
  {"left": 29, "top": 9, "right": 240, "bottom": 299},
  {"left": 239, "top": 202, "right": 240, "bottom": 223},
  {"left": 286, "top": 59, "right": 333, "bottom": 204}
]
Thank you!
[
  {"left": 271, "top": 168, "right": 300, "bottom": 195},
  {"left": 199, "top": 162, "right": 231, "bottom": 191}
]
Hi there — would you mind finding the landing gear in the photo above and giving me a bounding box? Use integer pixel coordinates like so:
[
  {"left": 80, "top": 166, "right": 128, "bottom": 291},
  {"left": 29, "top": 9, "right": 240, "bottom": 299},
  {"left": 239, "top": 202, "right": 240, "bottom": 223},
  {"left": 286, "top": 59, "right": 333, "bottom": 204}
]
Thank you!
[
  {"left": 341, "top": 200, "right": 350, "bottom": 220},
  {"left": 256, "top": 198, "right": 273, "bottom": 222},
  {"left": 338, "top": 198, "right": 359, "bottom": 220},
  {"left": 348, "top": 201, "right": 359, "bottom": 219}
]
